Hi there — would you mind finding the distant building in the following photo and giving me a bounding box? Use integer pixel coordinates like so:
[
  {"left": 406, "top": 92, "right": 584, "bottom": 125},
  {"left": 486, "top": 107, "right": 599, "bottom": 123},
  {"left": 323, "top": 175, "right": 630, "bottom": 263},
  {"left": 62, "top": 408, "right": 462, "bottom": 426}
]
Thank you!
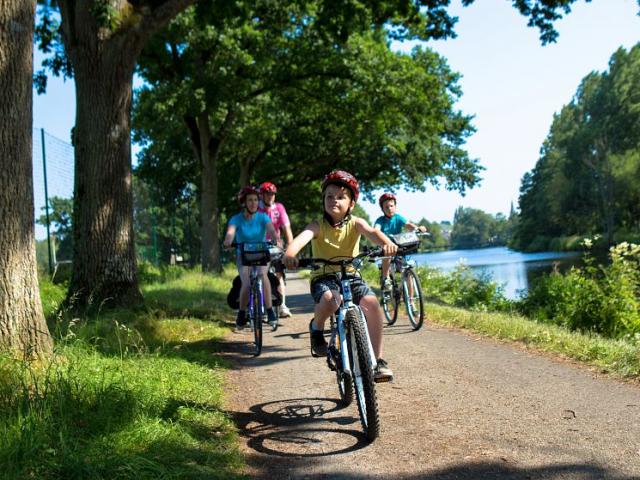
[{"left": 439, "top": 222, "right": 452, "bottom": 241}]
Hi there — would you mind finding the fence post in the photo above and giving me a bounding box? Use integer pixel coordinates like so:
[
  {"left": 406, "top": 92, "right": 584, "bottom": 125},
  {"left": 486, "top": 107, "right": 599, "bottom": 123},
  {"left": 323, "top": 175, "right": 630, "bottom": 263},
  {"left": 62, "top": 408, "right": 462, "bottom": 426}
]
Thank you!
[
  {"left": 151, "top": 211, "right": 159, "bottom": 266},
  {"left": 41, "top": 128, "right": 53, "bottom": 276}
]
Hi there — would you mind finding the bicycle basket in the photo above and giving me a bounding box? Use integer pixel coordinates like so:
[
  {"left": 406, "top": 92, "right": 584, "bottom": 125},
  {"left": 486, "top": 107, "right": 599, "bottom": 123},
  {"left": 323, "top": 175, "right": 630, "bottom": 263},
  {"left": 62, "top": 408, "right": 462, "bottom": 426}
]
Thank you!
[
  {"left": 241, "top": 242, "right": 271, "bottom": 266},
  {"left": 390, "top": 231, "right": 420, "bottom": 253}
]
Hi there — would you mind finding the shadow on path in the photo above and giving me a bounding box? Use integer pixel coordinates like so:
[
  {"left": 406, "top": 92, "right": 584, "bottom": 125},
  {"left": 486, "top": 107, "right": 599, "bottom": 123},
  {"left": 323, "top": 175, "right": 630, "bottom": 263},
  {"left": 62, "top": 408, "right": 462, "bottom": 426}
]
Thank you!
[{"left": 231, "top": 397, "right": 370, "bottom": 459}]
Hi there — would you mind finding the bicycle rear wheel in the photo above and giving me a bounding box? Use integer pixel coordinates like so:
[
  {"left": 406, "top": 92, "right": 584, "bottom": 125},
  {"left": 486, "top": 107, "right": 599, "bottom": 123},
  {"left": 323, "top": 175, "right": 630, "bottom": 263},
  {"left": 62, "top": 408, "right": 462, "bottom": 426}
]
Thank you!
[
  {"left": 252, "top": 279, "right": 264, "bottom": 356},
  {"left": 346, "top": 307, "right": 379, "bottom": 442},
  {"left": 403, "top": 268, "right": 424, "bottom": 330},
  {"left": 380, "top": 272, "right": 399, "bottom": 326}
]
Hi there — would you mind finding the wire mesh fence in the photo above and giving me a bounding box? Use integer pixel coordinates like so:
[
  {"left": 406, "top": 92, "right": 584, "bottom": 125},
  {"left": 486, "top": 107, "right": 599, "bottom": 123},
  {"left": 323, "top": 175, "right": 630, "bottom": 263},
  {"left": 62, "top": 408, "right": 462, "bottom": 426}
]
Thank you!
[{"left": 31, "top": 128, "right": 196, "bottom": 277}]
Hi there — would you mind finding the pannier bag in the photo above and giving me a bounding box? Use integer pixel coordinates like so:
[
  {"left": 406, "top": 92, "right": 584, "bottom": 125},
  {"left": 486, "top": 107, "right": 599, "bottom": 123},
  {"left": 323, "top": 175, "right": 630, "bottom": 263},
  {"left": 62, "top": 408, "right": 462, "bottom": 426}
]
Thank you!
[
  {"left": 226, "top": 271, "right": 283, "bottom": 309},
  {"left": 390, "top": 231, "right": 421, "bottom": 254}
]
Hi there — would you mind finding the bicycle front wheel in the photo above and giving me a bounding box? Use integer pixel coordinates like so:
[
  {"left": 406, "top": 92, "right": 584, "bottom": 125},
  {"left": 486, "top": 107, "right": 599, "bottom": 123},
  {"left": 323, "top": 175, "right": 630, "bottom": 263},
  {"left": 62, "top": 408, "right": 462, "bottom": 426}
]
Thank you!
[
  {"left": 346, "top": 307, "right": 380, "bottom": 442},
  {"left": 331, "top": 317, "right": 353, "bottom": 407},
  {"left": 380, "top": 272, "right": 399, "bottom": 326},
  {"left": 403, "top": 268, "right": 424, "bottom": 330},
  {"left": 252, "top": 279, "right": 264, "bottom": 356}
]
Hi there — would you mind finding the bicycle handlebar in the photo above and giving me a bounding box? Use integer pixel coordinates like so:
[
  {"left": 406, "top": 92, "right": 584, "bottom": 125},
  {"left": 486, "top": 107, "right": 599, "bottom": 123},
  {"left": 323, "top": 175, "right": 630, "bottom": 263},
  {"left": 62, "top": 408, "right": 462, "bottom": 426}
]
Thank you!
[{"left": 297, "top": 246, "right": 385, "bottom": 269}]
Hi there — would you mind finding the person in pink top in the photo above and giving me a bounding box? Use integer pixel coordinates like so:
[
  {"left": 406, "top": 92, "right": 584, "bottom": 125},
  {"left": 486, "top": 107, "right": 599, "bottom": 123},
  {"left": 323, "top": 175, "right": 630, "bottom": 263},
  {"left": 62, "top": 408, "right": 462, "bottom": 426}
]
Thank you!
[{"left": 259, "top": 182, "right": 294, "bottom": 318}]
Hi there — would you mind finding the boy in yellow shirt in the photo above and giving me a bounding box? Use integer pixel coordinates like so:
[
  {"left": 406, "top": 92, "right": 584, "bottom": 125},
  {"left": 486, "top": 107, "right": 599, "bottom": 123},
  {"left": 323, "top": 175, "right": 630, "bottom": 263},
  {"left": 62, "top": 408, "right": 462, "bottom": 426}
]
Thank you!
[{"left": 284, "top": 170, "right": 397, "bottom": 382}]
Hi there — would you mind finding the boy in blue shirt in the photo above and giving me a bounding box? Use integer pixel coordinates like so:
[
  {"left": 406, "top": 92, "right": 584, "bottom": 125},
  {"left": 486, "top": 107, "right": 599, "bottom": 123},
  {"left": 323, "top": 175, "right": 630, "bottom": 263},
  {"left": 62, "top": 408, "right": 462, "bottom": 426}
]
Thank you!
[
  {"left": 224, "top": 186, "right": 279, "bottom": 330},
  {"left": 374, "top": 193, "right": 427, "bottom": 287}
]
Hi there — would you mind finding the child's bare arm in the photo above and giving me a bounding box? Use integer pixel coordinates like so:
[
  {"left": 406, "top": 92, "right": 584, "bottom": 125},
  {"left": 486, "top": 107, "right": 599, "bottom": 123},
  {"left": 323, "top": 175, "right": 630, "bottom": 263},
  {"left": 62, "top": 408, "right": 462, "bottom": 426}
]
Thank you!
[
  {"left": 266, "top": 221, "right": 278, "bottom": 243},
  {"left": 223, "top": 224, "right": 236, "bottom": 248},
  {"left": 354, "top": 217, "right": 398, "bottom": 256},
  {"left": 284, "top": 221, "right": 319, "bottom": 268},
  {"left": 404, "top": 221, "right": 427, "bottom": 233}
]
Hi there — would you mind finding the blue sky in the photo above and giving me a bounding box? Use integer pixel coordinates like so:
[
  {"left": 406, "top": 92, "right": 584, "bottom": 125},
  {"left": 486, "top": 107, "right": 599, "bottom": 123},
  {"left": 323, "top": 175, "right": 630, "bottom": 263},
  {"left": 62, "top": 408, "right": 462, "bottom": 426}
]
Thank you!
[{"left": 33, "top": 0, "right": 640, "bottom": 224}]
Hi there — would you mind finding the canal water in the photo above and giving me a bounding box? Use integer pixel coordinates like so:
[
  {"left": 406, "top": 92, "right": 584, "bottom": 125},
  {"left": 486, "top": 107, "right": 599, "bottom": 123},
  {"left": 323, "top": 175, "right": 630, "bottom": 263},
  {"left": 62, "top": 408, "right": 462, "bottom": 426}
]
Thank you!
[{"left": 411, "top": 246, "right": 583, "bottom": 300}]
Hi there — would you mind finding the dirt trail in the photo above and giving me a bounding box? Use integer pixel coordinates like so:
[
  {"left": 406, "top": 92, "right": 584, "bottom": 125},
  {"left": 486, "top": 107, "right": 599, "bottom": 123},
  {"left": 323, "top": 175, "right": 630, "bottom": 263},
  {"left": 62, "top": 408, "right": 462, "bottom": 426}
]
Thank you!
[{"left": 222, "top": 273, "right": 640, "bottom": 480}]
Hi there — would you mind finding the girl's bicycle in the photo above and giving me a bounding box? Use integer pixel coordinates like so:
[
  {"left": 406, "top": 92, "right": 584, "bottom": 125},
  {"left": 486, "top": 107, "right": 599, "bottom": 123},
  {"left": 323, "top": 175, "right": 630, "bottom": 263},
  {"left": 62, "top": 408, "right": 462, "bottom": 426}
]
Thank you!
[
  {"left": 298, "top": 247, "right": 385, "bottom": 442},
  {"left": 379, "top": 231, "right": 427, "bottom": 330},
  {"left": 236, "top": 241, "right": 282, "bottom": 356}
]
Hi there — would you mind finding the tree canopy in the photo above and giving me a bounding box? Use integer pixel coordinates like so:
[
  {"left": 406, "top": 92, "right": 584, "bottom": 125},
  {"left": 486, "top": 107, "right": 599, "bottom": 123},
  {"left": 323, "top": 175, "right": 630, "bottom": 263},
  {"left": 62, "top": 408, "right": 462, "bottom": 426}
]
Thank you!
[
  {"left": 133, "top": 5, "right": 480, "bottom": 269},
  {"left": 513, "top": 43, "right": 640, "bottom": 251}
]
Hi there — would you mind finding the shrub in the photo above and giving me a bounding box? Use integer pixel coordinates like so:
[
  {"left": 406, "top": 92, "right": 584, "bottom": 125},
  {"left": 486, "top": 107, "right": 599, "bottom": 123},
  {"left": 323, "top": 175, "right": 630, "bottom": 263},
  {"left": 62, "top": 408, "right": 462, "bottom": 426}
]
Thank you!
[
  {"left": 518, "top": 241, "right": 640, "bottom": 338},
  {"left": 418, "top": 264, "right": 512, "bottom": 312},
  {"left": 138, "top": 261, "right": 187, "bottom": 284}
]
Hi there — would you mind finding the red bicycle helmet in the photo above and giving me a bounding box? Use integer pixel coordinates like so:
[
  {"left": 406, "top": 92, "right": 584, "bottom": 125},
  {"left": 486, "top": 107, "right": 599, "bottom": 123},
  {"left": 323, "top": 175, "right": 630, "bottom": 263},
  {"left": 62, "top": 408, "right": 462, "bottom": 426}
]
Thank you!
[
  {"left": 237, "top": 186, "right": 260, "bottom": 204},
  {"left": 259, "top": 181, "right": 277, "bottom": 193},
  {"left": 379, "top": 192, "right": 397, "bottom": 208},
  {"left": 321, "top": 170, "right": 360, "bottom": 202}
]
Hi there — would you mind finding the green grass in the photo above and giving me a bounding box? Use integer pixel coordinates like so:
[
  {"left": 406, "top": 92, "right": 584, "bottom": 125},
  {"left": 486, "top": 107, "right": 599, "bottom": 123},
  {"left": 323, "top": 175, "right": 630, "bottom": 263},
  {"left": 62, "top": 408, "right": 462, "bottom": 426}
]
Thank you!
[
  {"left": 7, "top": 265, "right": 638, "bottom": 479},
  {"left": 1, "top": 269, "right": 244, "bottom": 480},
  {"left": 362, "top": 262, "right": 640, "bottom": 379}
]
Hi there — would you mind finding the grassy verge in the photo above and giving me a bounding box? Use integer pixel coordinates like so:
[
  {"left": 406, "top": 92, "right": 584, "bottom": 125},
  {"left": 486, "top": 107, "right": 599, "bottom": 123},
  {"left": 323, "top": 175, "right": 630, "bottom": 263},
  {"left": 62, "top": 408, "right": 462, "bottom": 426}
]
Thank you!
[
  {"left": 427, "top": 303, "right": 640, "bottom": 380},
  {"left": 1, "top": 270, "right": 243, "bottom": 480},
  {"left": 361, "top": 262, "right": 640, "bottom": 380}
]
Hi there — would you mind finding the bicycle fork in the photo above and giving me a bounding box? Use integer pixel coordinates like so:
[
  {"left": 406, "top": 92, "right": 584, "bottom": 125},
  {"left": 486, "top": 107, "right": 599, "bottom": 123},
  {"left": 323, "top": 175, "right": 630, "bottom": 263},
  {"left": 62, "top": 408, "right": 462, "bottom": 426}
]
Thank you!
[
  {"left": 337, "top": 279, "right": 378, "bottom": 374},
  {"left": 247, "top": 271, "right": 264, "bottom": 323}
]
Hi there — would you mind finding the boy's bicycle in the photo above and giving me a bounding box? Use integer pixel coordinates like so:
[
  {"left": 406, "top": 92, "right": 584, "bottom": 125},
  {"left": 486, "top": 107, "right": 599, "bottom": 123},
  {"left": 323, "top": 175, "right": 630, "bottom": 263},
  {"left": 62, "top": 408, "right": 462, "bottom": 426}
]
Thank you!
[
  {"left": 379, "top": 231, "right": 427, "bottom": 330},
  {"left": 235, "top": 242, "right": 282, "bottom": 356},
  {"left": 298, "top": 247, "right": 386, "bottom": 442}
]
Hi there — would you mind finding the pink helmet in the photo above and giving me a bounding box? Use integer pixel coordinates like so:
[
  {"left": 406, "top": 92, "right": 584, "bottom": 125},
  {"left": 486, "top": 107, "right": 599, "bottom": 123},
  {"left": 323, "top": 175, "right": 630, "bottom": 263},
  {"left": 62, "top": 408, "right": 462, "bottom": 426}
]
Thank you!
[
  {"left": 378, "top": 192, "right": 397, "bottom": 208},
  {"left": 259, "top": 182, "right": 277, "bottom": 193},
  {"left": 237, "top": 186, "right": 260, "bottom": 204},
  {"left": 321, "top": 170, "right": 360, "bottom": 202}
]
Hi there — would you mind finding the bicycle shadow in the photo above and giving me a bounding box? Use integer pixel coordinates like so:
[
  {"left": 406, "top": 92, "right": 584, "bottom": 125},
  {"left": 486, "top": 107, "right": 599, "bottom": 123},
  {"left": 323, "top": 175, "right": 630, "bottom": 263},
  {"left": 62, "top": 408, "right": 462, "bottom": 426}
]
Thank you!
[
  {"left": 230, "top": 397, "right": 372, "bottom": 457},
  {"left": 382, "top": 322, "right": 425, "bottom": 335}
]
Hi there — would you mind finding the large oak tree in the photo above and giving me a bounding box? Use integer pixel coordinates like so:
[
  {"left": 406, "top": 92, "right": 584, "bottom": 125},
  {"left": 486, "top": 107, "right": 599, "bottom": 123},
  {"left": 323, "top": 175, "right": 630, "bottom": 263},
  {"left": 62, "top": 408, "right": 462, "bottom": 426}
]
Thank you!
[
  {"left": 0, "top": 0, "right": 52, "bottom": 357},
  {"left": 36, "top": 0, "right": 196, "bottom": 307}
]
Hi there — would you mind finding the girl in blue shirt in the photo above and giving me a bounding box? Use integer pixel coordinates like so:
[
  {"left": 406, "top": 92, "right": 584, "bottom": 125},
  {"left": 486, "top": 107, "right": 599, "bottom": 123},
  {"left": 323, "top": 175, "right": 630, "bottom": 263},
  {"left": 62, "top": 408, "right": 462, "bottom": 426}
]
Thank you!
[{"left": 224, "top": 186, "right": 279, "bottom": 329}]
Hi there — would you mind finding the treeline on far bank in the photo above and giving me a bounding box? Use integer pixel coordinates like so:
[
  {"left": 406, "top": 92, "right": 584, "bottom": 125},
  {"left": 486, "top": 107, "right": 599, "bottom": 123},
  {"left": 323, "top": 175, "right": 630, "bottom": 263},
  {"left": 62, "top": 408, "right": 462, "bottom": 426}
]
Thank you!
[{"left": 511, "top": 43, "right": 640, "bottom": 252}]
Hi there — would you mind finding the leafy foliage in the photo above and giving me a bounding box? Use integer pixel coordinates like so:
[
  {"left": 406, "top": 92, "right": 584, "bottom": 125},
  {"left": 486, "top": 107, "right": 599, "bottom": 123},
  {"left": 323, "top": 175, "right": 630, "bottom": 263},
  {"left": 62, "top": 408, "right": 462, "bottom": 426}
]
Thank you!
[
  {"left": 518, "top": 241, "right": 640, "bottom": 338},
  {"left": 37, "top": 196, "right": 73, "bottom": 261},
  {"left": 418, "top": 264, "right": 513, "bottom": 312},
  {"left": 513, "top": 43, "right": 640, "bottom": 250},
  {"left": 133, "top": 3, "right": 480, "bottom": 232},
  {"left": 450, "top": 207, "right": 516, "bottom": 248}
]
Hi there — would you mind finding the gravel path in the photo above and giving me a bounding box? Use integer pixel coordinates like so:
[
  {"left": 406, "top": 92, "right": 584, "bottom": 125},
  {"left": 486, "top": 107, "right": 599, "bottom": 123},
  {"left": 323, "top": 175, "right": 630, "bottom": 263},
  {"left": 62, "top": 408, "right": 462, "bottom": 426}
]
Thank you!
[{"left": 222, "top": 273, "right": 640, "bottom": 480}]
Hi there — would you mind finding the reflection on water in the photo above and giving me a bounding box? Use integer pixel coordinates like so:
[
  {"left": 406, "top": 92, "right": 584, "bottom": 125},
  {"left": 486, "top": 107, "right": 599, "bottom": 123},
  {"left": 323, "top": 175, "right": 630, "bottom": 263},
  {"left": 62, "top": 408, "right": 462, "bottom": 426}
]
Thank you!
[{"left": 411, "top": 246, "right": 583, "bottom": 300}]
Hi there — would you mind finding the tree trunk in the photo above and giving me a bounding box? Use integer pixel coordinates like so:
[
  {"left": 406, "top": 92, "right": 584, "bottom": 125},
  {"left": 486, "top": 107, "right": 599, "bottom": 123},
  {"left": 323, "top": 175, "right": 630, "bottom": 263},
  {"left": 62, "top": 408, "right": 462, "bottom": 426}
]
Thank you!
[
  {"left": 69, "top": 46, "right": 143, "bottom": 307},
  {"left": 57, "top": 0, "right": 196, "bottom": 307},
  {"left": 198, "top": 112, "right": 222, "bottom": 272},
  {"left": 0, "top": 0, "right": 53, "bottom": 357},
  {"left": 195, "top": 110, "right": 234, "bottom": 272}
]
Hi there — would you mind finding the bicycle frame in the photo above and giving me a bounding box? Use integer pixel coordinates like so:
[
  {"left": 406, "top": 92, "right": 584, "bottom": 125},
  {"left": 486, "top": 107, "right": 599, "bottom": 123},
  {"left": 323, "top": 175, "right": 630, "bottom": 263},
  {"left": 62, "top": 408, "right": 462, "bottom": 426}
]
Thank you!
[
  {"left": 329, "top": 275, "right": 378, "bottom": 380},
  {"left": 247, "top": 266, "right": 265, "bottom": 325}
]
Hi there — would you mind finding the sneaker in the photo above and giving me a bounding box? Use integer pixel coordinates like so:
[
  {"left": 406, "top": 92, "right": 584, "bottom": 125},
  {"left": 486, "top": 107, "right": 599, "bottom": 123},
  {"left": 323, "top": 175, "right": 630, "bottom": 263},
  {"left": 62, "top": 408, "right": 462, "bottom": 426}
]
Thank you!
[
  {"left": 267, "top": 308, "right": 278, "bottom": 331},
  {"left": 279, "top": 305, "right": 292, "bottom": 318},
  {"left": 309, "top": 319, "right": 328, "bottom": 357},
  {"left": 383, "top": 277, "right": 393, "bottom": 293},
  {"left": 235, "top": 310, "right": 247, "bottom": 329},
  {"left": 374, "top": 358, "right": 394, "bottom": 383}
]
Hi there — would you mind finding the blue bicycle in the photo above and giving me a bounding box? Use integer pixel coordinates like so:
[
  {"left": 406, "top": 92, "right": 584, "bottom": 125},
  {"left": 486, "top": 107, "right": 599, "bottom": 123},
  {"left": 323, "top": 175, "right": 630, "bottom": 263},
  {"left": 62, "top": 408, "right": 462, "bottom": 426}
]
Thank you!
[
  {"left": 236, "top": 242, "right": 281, "bottom": 356},
  {"left": 298, "top": 247, "right": 385, "bottom": 442}
]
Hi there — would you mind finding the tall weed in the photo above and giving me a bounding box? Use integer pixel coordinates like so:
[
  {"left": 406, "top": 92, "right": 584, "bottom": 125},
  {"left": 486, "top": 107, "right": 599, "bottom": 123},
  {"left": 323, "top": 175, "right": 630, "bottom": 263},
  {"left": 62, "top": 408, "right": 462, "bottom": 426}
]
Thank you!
[
  {"left": 417, "top": 264, "right": 512, "bottom": 312},
  {"left": 519, "top": 241, "right": 640, "bottom": 338}
]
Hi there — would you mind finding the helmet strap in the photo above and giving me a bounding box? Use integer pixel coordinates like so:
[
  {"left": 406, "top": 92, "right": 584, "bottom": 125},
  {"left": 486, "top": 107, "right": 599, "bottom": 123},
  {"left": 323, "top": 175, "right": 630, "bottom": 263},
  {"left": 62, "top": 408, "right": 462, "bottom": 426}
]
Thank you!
[{"left": 323, "top": 210, "right": 352, "bottom": 228}]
